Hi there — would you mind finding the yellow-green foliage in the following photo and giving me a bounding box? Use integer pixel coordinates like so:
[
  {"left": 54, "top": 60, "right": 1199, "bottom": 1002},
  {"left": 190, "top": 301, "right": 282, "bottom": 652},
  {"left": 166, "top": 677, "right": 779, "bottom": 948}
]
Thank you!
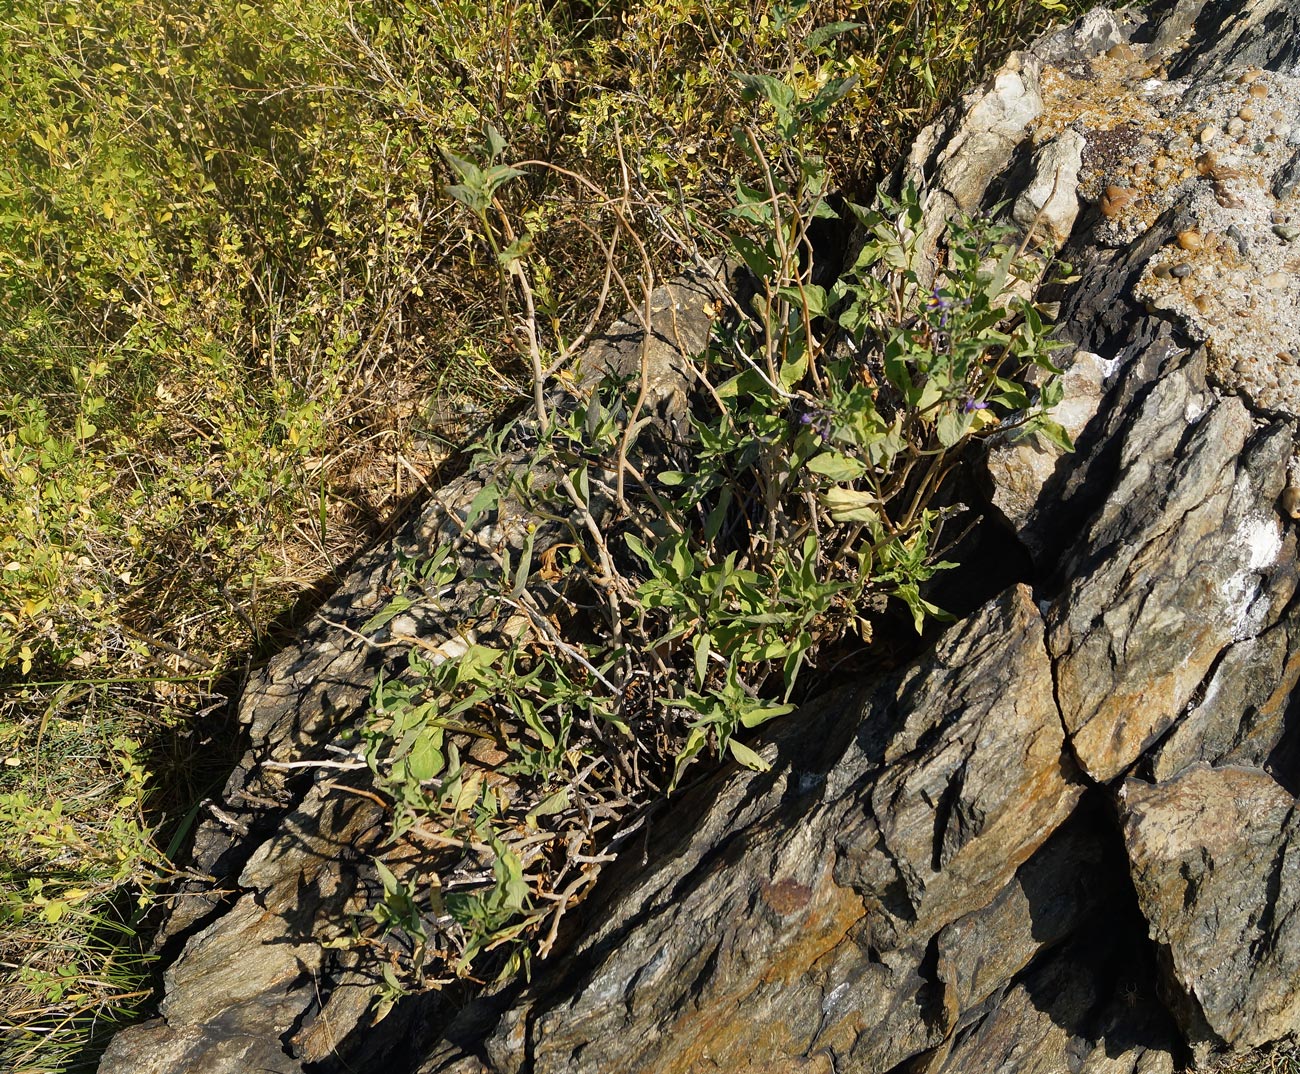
[{"left": 0, "top": 0, "right": 1083, "bottom": 1068}]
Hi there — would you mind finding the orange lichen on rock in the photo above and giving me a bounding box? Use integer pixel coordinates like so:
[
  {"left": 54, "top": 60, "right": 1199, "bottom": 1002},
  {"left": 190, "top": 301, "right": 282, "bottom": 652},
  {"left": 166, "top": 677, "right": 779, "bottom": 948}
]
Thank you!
[{"left": 1031, "top": 36, "right": 1300, "bottom": 416}]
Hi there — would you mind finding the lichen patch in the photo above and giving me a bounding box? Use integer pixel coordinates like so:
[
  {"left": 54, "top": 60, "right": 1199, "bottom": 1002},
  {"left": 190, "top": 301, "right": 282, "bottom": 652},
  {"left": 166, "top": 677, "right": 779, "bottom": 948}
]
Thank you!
[{"left": 1034, "top": 50, "right": 1300, "bottom": 416}]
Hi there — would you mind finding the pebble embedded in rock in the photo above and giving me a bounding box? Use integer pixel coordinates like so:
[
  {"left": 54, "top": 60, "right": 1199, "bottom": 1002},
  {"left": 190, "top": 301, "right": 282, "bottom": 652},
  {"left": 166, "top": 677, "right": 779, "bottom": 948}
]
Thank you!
[
  {"left": 1177, "top": 229, "right": 1203, "bottom": 251},
  {"left": 1171, "top": 263, "right": 1194, "bottom": 278},
  {"left": 1101, "top": 185, "right": 1134, "bottom": 217},
  {"left": 1273, "top": 149, "right": 1300, "bottom": 200},
  {"left": 1284, "top": 486, "right": 1300, "bottom": 519}
]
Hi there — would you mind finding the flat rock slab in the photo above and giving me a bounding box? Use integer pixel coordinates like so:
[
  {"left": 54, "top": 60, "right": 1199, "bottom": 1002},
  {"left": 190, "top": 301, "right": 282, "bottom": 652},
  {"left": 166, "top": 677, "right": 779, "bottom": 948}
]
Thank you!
[{"left": 1047, "top": 373, "right": 1293, "bottom": 784}]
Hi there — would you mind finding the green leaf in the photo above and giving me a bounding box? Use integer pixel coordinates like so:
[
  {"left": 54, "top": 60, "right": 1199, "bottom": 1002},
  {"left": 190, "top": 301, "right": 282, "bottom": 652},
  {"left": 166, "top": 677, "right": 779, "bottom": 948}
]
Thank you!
[
  {"left": 671, "top": 726, "right": 710, "bottom": 789},
  {"left": 359, "top": 594, "right": 415, "bottom": 635},
  {"left": 441, "top": 149, "right": 482, "bottom": 185},
  {"left": 731, "top": 234, "right": 775, "bottom": 279},
  {"left": 1018, "top": 417, "right": 1075, "bottom": 452},
  {"left": 736, "top": 72, "right": 796, "bottom": 120},
  {"left": 527, "top": 788, "right": 570, "bottom": 821},
  {"left": 483, "top": 164, "right": 525, "bottom": 195},
  {"left": 669, "top": 539, "right": 694, "bottom": 582},
  {"left": 463, "top": 482, "right": 500, "bottom": 528},
  {"left": 374, "top": 858, "right": 400, "bottom": 899},
  {"left": 484, "top": 124, "right": 507, "bottom": 160},
  {"left": 809, "top": 74, "right": 860, "bottom": 118},
  {"left": 445, "top": 183, "right": 478, "bottom": 209},
  {"left": 807, "top": 451, "right": 866, "bottom": 482},
  {"left": 806, "top": 20, "right": 865, "bottom": 51},
  {"left": 494, "top": 844, "right": 530, "bottom": 913},
  {"left": 820, "top": 486, "right": 880, "bottom": 523},
  {"left": 510, "top": 529, "right": 535, "bottom": 599},
  {"left": 935, "top": 409, "right": 971, "bottom": 448},
  {"left": 779, "top": 349, "right": 808, "bottom": 388},
  {"left": 778, "top": 283, "right": 827, "bottom": 319},
  {"left": 407, "top": 730, "right": 445, "bottom": 782},
  {"left": 498, "top": 235, "right": 532, "bottom": 271},
  {"left": 739, "top": 701, "right": 795, "bottom": 728},
  {"left": 982, "top": 242, "right": 1017, "bottom": 304},
  {"left": 693, "top": 631, "right": 712, "bottom": 689},
  {"left": 574, "top": 462, "right": 590, "bottom": 506},
  {"left": 1039, "top": 376, "right": 1064, "bottom": 409},
  {"left": 624, "top": 532, "right": 656, "bottom": 567},
  {"left": 726, "top": 737, "right": 771, "bottom": 772}
]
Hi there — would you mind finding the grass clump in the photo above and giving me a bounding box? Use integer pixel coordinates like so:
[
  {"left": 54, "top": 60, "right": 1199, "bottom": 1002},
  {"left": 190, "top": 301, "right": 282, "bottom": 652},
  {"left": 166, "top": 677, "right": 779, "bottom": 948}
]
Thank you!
[{"left": 1, "top": 0, "right": 1085, "bottom": 1067}]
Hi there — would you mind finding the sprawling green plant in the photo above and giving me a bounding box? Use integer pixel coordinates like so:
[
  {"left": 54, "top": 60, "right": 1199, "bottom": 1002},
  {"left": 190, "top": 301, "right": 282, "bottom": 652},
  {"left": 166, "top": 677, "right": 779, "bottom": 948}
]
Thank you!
[{"left": 353, "top": 71, "right": 1069, "bottom": 994}]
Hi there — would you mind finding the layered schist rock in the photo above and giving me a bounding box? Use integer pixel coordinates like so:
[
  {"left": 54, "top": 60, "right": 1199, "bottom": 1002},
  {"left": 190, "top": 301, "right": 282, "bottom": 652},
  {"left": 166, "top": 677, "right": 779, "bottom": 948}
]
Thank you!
[{"left": 100, "top": 1, "right": 1300, "bottom": 1072}]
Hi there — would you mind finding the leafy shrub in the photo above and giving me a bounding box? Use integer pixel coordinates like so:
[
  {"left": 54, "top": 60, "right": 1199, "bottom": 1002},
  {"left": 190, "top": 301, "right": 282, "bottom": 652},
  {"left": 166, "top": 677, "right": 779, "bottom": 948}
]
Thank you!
[{"left": 354, "top": 77, "right": 1069, "bottom": 993}]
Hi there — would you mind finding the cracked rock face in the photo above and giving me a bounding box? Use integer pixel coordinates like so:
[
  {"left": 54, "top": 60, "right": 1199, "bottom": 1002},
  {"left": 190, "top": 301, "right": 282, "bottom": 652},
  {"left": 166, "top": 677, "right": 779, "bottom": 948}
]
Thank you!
[
  {"left": 1121, "top": 765, "right": 1300, "bottom": 1051},
  {"left": 99, "top": 2, "right": 1300, "bottom": 1073}
]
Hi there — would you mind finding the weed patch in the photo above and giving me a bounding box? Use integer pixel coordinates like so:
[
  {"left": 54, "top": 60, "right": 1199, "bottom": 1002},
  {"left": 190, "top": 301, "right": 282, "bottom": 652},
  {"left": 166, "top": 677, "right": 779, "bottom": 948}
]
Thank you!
[
  {"left": 349, "top": 86, "right": 1070, "bottom": 992},
  {"left": 0, "top": 0, "right": 1086, "bottom": 1066}
]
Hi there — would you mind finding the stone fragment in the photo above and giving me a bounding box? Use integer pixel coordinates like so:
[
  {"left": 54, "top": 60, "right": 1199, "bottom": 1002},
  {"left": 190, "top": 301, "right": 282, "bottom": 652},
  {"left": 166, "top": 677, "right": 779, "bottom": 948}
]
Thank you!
[
  {"left": 933, "top": 936, "right": 1177, "bottom": 1074},
  {"left": 933, "top": 816, "right": 1118, "bottom": 1017},
  {"left": 1049, "top": 384, "right": 1291, "bottom": 783},
  {"left": 936, "top": 56, "right": 1044, "bottom": 213},
  {"left": 868, "top": 586, "right": 1082, "bottom": 931},
  {"left": 1149, "top": 592, "right": 1300, "bottom": 783},
  {"left": 984, "top": 350, "right": 1111, "bottom": 557},
  {"left": 1012, "top": 129, "right": 1086, "bottom": 244},
  {"left": 1121, "top": 766, "right": 1300, "bottom": 1051},
  {"left": 1101, "top": 184, "right": 1134, "bottom": 218}
]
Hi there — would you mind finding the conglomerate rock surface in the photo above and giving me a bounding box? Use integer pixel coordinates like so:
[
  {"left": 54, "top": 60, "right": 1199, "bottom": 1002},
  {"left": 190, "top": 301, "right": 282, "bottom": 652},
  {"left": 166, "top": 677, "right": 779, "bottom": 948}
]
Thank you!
[{"left": 100, "top": 0, "right": 1300, "bottom": 1071}]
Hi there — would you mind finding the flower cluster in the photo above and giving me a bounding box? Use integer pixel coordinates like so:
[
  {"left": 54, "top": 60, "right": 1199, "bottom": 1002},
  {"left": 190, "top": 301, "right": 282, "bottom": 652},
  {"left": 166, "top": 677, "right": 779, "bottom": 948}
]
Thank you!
[{"left": 792, "top": 398, "right": 834, "bottom": 443}]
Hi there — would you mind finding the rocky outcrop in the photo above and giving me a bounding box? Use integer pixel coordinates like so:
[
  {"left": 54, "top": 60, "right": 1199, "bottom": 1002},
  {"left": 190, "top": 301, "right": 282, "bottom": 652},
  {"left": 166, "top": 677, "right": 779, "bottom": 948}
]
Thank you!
[
  {"left": 96, "top": 266, "right": 734, "bottom": 1074},
  {"left": 101, "top": 1, "right": 1300, "bottom": 1072}
]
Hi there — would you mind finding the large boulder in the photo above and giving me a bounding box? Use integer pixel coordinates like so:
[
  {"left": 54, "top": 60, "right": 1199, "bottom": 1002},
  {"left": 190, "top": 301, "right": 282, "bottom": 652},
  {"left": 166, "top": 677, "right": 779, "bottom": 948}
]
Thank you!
[{"left": 100, "top": 1, "right": 1300, "bottom": 1072}]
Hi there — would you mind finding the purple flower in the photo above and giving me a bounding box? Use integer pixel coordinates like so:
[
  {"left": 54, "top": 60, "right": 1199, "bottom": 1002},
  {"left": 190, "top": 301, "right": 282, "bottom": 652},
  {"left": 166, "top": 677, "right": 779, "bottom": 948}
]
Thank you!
[
  {"left": 961, "top": 397, "right": 990, "bottom": 413},
  {"left": 926, "top": 287, "right": 953, "bottom": 329},
  {"left": 926, "top": 287, "right": 952, "bottom": 311},
  {"left": 793, "top": 400, "right": 833, "bottom": 443}
]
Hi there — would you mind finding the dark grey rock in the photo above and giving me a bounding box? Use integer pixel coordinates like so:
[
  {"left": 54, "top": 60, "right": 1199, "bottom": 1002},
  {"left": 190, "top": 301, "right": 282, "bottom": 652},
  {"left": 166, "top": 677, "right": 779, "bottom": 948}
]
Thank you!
[{"left": 1121, "top": 765, "right": 1300, "bottom": 1056}]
